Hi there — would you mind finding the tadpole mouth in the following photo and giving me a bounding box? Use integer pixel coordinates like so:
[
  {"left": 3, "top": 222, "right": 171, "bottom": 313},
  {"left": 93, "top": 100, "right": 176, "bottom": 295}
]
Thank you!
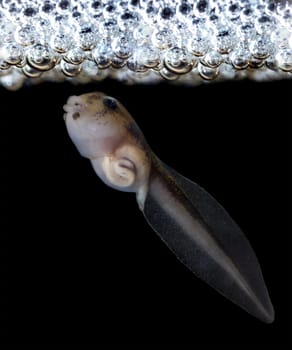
[
  {"left": 63, "top": 104, "right": 71, "bottom": 113},
  {"left": 63, "top": 95, "right": 81, "bottom": 112}
]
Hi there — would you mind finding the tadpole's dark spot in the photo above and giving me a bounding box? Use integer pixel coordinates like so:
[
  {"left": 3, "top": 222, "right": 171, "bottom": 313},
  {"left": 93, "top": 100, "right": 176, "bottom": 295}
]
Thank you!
[
  {"left": 72, "top": 11, "right": 81, "bottom": 18},
  {"left": 121, "top": 11, "right": 134, "bottom": 20},
  {"left": 24, "top": 7, "right": 37, "bottom": 17},
  {"left": 229, "top": 4, "right": 238, "bottom": 13},
  {"left": 103, "top": 97, "right": 118, "bottom": 110},
  {"left": 59, "top": 0, "right": 70, "bottom": 10},
  {"left": 80, "top": 26, "right": 92, "bottom": 34},
  {"left": 267, "top": 3, "right": 276, "bottom": 12},
  {"left": 72, "top": 112, "right": 80, "bottom": 120},
  {"left": 42, "top": 3, "right": 54, "bottom": 13},
  {"left": 197, "top": 0, "right": 208, "bottom": 13},
  {"left": 258, "top": 15, "right": 270, "bottom": 23},
  {"left": 179, "top": 3, "right": 192, "bottom": 15},
  {"left": 161, "top": 7, "right": 174, "bottom": 20},
  {"left": 146, "top": 5, "right": 155, "bottom": 14},
  {"left": 105, "top": 4, "right": 115, "bottom": 13},
  {"left": 92, "top": 1, "right": 101, "bottom": 10},
  {"left": 243, "top": 8, "right": 252, "bottom": 16},
  {"left": 130, "top": 0, "right": 138, "bottom": 6}
]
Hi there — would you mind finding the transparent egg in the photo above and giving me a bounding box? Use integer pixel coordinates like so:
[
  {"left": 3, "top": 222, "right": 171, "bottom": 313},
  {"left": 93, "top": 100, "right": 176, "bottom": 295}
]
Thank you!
[
  {"left": 21, "top": 3, "right": 40, "bottom": 23},
  {"left": 88, "top": 0, "right": 103, "bottom": 17},
  {"left": 103, "top": 1, "right": 117, "bottom": 19},
  {"left": 22, "top": 64, "right": 43, "bottom": 78},
  {"left": 276, "top": 48, "right": 292, "bottom": 72},
  {"left": 2, "top": 42, "right": 24, "bottom": 65},
  {"left": 226, "top": 2, "right": 241, "bottom": 20},
  {"left": 133, "top": 24, "right": 153, "bottom": 44},
  {"left": 50, "top": 31, "right": 73, "bottom": 53},
  {"left": 61, "top": 60, "right": 82, "bottom": 76},
  {"left": 118, "top": 10, "right": 140, "bottom": 31},
  {"left": 198, "top": 62, "right": 219, "bottom": 80},
  {"left": 127, "top": 56, "right": 148, "bottom": 72},
  {"left": 99, "top": 18, "right": 119, "bottom": 38},
  {"left": 0, "top": 18, "right": 16, "bottom": 43},
  {"left": 213, "top": 26, "right": 236, "bottom": 54},
  {"left": 237, "top": 22, "right": 257, "bottom": 41},
  {"left": 176, "top": 0, "right": 193, "bottom": 20},
  {"left": 40, "top": 1, "right": 56, "bottom": 17},
  {"left": 240, "top": 5, "right": 255, "bottom": 22},
  {"left": 77, "top": 24, "right": 98, "bottom": 51},
  {"left": 160, "top": 67, "right": 179, "bottom": 81},
  {"left": 82, "top": 60, "right": 99, "bottom": 76},
  {"left": 2, "top": 1, "right": 22, "bottom": 23},
  {"left": 64, "top": 47, "right": 85, "bottom": 64},
  {"left": 164, "top": 47, "right": 194, "bottom": 74},
  {"left": 271, "top": 27, "right": 290, "bottom": 49},
  {"left": 92, "top": 40, "right": 113, "bottom": 69},
  {"left": 201, "top": 50, "right": 223, "bottom": 68},
  {"left": 57, "top": 0, "right": 72, "bottom": 15},
  {"left": 248, "top": 56, "right": 265, "bottom": 69},
  {"left": 112, "top": 33, "right": 135, "bottom": 59},
  {"left": 249, "top": 35, "right": 273, "bottom": 59},
  {"left": 230, "top": 47, "right": 250, "bottom": 69},
  {"left": 111, "top": 56, "right": 127, "bottom": 68},
  {"left": 158, "top": 6, "right": 176, "bottom": 23},
  {"left": 255, "top": 15, "right": 275, "bottom": 35},
  {"left": 27, "top": 44, "right": 58, "bottom": 71},
  {"left": 0, "top": 59, "right": 10, "bottom": 71},
  {"left": 194, "top": 0, "right": 210, "bottom": 19},
  {"left": 142, "top": 46, "right": 161, "bottom": 68},
  {"left": 152, "top": 28, "right": 175, "bottom": 49},
  {"left": 15, "top": 24, "right": 37, "bottom": 46}
]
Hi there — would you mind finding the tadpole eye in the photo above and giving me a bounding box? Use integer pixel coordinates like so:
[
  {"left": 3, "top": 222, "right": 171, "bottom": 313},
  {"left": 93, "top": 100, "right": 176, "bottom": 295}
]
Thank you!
[{"left": 103, "top": 97, "right": 118, "bottom": 110}]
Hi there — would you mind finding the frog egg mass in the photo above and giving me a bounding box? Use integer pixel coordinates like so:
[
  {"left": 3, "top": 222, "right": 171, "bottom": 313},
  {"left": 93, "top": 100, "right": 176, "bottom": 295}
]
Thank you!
[{"left": 0, "top": 0, "right": 292, "bottom": 90}]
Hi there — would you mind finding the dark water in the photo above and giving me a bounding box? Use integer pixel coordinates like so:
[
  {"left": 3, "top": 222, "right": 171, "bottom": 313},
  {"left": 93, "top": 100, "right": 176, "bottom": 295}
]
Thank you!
[{"left": 0, "top": 79, "right": 290, "bottom": 344}]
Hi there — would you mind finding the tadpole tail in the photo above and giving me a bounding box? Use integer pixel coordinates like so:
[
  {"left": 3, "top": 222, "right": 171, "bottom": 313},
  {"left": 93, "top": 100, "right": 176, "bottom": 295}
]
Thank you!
[{"left": 142, "top": 161, "right": 274, "bottom": 323}]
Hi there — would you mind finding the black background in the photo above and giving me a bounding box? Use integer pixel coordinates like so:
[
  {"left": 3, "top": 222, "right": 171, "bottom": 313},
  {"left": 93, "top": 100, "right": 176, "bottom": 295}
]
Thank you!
[{"left": 0, "top": 77, "right": 291, "bottom": 344}]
